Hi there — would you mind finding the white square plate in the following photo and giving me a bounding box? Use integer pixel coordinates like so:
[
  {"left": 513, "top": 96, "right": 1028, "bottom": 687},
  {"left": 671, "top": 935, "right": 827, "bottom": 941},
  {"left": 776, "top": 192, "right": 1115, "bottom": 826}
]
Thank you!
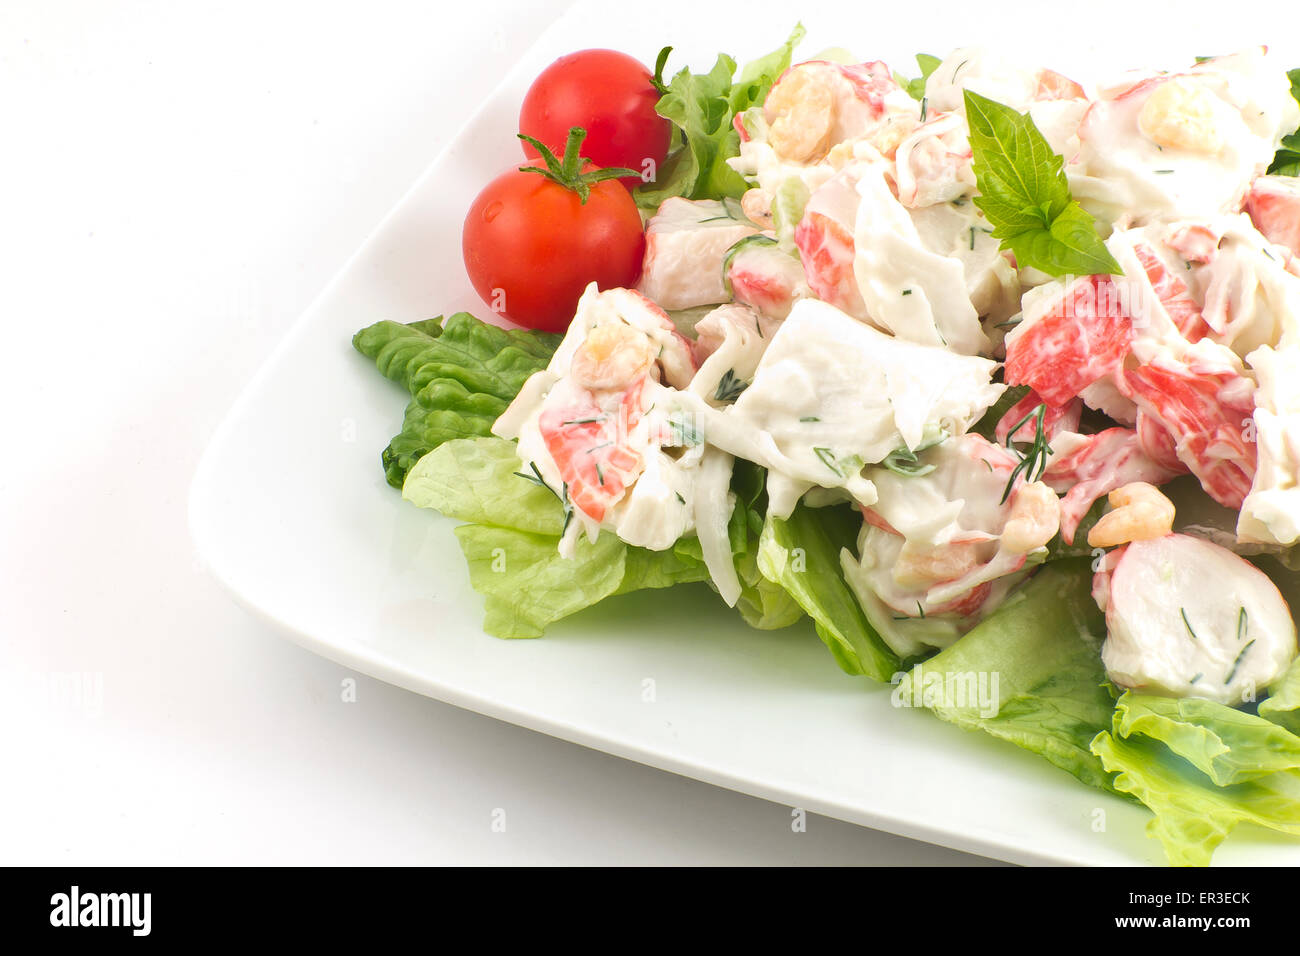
[{"left": 189, "top": 0, "right": 1300, "bottom": 865}]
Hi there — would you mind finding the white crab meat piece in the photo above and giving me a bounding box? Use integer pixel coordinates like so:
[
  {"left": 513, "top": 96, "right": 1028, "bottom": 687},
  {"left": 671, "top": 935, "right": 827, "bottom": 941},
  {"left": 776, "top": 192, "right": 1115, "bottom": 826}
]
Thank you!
[
  {"left": 636, "top": 198, "right": 759, "bottom": 310},
  {"left": 793, "top": 162, "right": 992, "bottom": 354},
  {"left": 1239, "top": 344, "right": 1300, "bottom": 547},
  {"left": 1195, "top": 214, "right": 1300, "bottom": 357},
  {"left": 672, "top": 298, "right": 1004, "bottom": 518},
  {"left": 1099, "top": 533, "right": 1297, "bottom": 704},
  {"left": 688, "top": 303, "right": 776, "bottom": 407}
]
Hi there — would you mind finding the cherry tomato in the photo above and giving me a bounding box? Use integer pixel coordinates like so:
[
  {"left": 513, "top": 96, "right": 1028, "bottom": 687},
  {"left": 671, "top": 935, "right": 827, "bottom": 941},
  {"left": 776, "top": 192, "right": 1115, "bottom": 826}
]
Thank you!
[
  {"left": 462, "top": 134, "right": 645, "bottom": 334},
  {"left": 519, "top": 49, "right": 671, "bottom": 190}
]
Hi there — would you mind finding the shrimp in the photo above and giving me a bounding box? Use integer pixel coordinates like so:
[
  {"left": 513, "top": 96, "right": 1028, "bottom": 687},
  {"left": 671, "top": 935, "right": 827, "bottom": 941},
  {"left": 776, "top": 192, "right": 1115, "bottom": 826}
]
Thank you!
[
  {"left": 765, "top": 64, "right": 836, "bottom": 163},
  {"left": 1044, "top": 428, "right": 1184, "bottom": 544},
  {"left": 892, "top": 537, "right": 986, "bottom": 591},
  {"left": 1137, "top": 78, "right": 1224, "bottom": 154},
  {"left": 569, "top": 323, "right": 657, "bottom": 392},
  {"left": 1001, "top": 481, "right": 1062, "bottom": 554},
  {"left": 1087, "top": 481, "right": 1176, "bottom": 548}
]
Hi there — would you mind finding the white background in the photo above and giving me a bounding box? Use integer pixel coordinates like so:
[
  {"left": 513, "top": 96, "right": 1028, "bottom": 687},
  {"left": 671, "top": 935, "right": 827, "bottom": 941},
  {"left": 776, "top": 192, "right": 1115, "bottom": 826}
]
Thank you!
[{"left": 0, "top": 0, "right": 1001, "bottom": 864}]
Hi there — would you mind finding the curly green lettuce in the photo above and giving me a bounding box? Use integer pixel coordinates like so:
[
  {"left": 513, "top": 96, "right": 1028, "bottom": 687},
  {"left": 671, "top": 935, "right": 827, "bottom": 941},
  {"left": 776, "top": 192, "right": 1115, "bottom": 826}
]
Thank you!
[
  {"left": 352, "top": 313, "right": 561, "bottom": 488},
  {"left": 634, "top": 24, "right": 804, "bottom": 210}
]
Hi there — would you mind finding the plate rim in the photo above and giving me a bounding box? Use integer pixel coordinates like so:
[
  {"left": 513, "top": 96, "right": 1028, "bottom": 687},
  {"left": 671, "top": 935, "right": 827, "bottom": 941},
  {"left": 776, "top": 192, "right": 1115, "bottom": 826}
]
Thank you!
[{"left": 189, "top": 6, "right": 1300, "bottom": 868}]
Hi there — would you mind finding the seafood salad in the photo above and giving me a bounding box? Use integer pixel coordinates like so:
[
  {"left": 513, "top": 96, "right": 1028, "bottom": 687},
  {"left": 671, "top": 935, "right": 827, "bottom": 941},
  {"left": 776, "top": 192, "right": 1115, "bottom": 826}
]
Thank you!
[{"left": 356, "top": 32, "right": 1300, "bottom": 865}]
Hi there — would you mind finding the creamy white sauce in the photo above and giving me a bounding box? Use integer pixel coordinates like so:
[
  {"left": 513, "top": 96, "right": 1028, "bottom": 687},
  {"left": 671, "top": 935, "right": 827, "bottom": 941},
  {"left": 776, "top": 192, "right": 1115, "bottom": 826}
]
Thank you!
[
  {"left": 673, "top": 299, "right": 1003, "bottom": 517},
  {"left": 1240, "top": 345, "right": 1300, "bottom": 546}
]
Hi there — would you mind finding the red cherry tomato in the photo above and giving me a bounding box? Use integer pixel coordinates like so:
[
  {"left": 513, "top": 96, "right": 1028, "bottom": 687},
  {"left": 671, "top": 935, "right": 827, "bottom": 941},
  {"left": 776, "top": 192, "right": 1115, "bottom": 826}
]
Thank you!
[
  {"left": 519, "top": 49, "right": 672, "bottom": 190},
  {"left": 462, "top": 156, "right": 645, "bottom": 334}
]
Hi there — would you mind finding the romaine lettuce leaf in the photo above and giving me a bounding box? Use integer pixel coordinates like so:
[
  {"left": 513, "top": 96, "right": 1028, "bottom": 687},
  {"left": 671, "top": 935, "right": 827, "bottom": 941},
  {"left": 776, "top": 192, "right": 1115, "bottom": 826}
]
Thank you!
[
  {"left": 728, "top": 461, "right": 803, "bottom": 630},
  {"left": 353, "top": 314, "right": 560, "bottom": 488},
  {"left": 1091, "top": 733, "right": 1300, "bottom": 867},
  {"left": 402, "top": 434, "right": 563, "bottom": 535},
  {"left": 758, "top": 503, "right": 900, "bottom": 681},
  {"left": 1112, "top": 692, "right": 1300, "bottom": 785},
  {"left": 404, "top": 437, "right": 711, "bottom": 638},
  {"left": 895, "top": 53, "right": 942, "bottom": 102},
  {"left": 896, "top": 559, "right": 1116, "bottom": 790},
  {"left": 1091, "top": 689, "right": 1300, "bottom": 864},
  {"left": 635, "top": 25, "right": 804, "bottom": 210},
  {"left": 1260, "top": 656, "right": 1300, "bottom": 735}
]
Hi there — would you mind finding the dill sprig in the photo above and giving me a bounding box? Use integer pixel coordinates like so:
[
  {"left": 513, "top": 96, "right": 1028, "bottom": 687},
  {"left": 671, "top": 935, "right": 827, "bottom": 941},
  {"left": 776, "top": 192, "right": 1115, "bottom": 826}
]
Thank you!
[
  {"left": 1000, "top": 403, "right": 1054, "bottom": 504},
  {"left": 714, "top": 368, "right": 749, "bottom": 403},
  {"left": 514, "top": 461, "right": 573, "bottom": 533},
  {"left": 1226, "top": 640, "right": 1256, "bottom": 685}
]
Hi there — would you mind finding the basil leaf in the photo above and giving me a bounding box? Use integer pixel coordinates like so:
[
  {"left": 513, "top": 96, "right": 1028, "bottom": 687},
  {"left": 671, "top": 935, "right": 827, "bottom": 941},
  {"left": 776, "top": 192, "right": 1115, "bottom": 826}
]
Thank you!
[
  {"left": 1268, "top": 68, "right": 1300, "bottom": 176},
  {"left": 964, "top": 89, "right": 1122, "bottom": 278}
]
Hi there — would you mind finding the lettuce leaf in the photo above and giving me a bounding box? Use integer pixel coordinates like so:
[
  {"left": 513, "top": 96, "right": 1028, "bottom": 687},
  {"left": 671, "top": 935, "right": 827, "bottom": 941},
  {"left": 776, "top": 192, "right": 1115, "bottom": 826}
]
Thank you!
[
  {"left": 1091, "top": 733, "right": 1300, "bottom": 867},
  {"left": 1092, "top": 690, "right": 1300, "bottom": 865},
  {"left": 897, "top": 559, "right": 1116, "bottom": 790},
  {"left": 758, "top": 503, "right": 899, "bottom": 681},
  {"left": 1261, "top": 655, "right": 1300, "bottom": 735},
  {"left": 728, "top": 461, "right": 803, "bottom": 630},
  {"left": 635, "top": 25, "right": 804, "bottom": 210},
  {"left": 404, "top": 437, "right": 710, "bottom": 638},
  {"left": 895, "top": 53, "right": 942, "bottom": 102},
  {"left": 1112, "top": 692, "right": 1300, "bottom": 785},
  {"left": 353, "top": 314, "right": 560, "bottom": 488}
]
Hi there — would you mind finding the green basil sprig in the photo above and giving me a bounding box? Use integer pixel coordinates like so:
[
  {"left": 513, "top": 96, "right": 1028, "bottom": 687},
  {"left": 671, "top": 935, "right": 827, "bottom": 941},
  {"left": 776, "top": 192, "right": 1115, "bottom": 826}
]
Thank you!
[{"left": 964, "top": 89, "right": 1122, "bottom": 278}]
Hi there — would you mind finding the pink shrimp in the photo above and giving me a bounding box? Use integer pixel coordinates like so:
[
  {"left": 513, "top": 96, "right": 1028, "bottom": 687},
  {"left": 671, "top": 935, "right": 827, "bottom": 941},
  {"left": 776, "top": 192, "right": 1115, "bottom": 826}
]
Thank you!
[{"left": 1042, "top": 428, "right": 1186, "bottom": 544}]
